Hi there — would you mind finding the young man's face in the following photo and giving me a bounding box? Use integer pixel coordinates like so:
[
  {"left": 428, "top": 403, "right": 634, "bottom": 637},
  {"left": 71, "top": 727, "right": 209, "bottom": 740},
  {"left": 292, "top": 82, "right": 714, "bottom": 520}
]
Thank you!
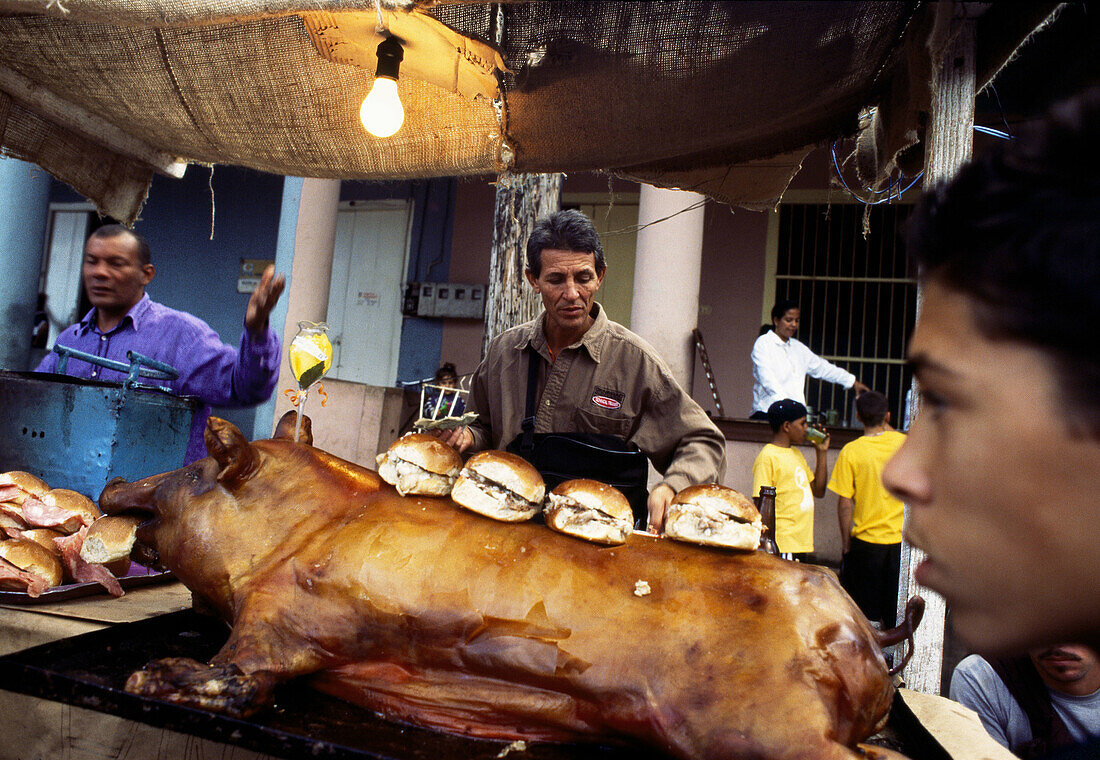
[
  {"left": 526, "top": 249, "right": 605, "bottom": 337},
  {"left": 783, "top": 416, "right": 808, "bottom": 444},
  {"left": 883, "top": 280, "right": 1100, "bottom": 655}
]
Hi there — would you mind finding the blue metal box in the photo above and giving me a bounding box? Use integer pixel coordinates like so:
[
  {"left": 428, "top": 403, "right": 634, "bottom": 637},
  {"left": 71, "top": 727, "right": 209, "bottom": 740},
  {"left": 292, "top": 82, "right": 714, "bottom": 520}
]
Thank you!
[{"left": 0, "top": 370, "right": 197, "bottom": 501}]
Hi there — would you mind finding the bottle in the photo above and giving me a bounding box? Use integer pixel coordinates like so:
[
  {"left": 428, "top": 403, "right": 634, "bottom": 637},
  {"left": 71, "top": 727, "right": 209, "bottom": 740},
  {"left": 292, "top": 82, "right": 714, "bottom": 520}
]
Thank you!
[{"left": 757, "top": 486, "right": 779, "bottom": 555}]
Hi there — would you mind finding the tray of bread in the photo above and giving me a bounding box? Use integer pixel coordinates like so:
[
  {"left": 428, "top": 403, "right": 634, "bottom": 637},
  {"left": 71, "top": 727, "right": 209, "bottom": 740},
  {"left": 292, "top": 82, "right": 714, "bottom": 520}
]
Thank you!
[{"left": 0, "top": 470, "right": 171, "bottom": 604}]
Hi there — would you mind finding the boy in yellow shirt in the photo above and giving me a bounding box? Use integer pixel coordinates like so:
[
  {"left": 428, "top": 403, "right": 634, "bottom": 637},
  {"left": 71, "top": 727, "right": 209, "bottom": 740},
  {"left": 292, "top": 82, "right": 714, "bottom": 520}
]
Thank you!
[
  {"left": 751, "top": 399, "right": 830, "bottom": 561},
  {"left": 827, "top": 391, "right": 906, "bottom": 628}
]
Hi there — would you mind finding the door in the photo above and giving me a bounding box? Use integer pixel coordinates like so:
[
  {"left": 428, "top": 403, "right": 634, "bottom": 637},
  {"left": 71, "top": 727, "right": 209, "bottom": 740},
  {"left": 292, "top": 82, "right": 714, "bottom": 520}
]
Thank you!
[
  {"left": 41, "top": 205, "right": 93, "bottom": 346},
  {"left": 325, "top": 200, "right": 413, "bottom": 386},
  {"left": 571, "top": 200, "right": 639, "bottom": 326}
]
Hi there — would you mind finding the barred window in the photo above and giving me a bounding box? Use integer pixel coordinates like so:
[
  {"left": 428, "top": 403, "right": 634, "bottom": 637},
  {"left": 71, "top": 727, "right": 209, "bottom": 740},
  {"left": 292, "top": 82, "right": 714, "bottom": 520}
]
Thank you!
[{"left": 767, "top": 201, "right": 916, "bottom": 427}]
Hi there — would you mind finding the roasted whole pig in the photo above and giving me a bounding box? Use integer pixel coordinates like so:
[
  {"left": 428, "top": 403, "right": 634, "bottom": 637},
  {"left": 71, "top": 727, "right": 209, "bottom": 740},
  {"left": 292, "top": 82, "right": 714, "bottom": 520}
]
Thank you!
[{"left": 100, "top": 413, "right": 898, "bottom": 760}]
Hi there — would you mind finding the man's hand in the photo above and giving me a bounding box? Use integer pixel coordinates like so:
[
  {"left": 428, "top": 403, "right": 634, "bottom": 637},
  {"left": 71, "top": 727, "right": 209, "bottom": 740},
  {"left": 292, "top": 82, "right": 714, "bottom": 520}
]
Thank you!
[
  {"left": 853, "top": 380, "right": 870, "bottom": 395},
  {"left": 810, "top": 428, "right": 830, "bottom": 453},
  {"left": 646, "top": 483, "right": 675, "bottom": 534},
  {"left": 432, "top": 425, "right": 473, "bottom": 453},
  {"left": 245, "top": 265, "right": 286, "bottom": 337}
]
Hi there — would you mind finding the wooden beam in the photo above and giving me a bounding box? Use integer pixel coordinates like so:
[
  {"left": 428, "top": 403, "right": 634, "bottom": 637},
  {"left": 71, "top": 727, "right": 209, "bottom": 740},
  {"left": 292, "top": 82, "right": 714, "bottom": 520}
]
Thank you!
[
  {"left": 898, "top": 15, "right": 976, "bottom": 696},
  {"left": 483, "top": 173, "right": 561, "bottom": 354}
]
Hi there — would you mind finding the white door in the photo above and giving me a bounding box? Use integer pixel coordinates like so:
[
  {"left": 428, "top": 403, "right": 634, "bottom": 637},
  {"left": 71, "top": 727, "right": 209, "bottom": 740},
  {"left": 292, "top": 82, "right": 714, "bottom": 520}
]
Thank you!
[
  {"left": 42, "top": 206, "right": 92, "bottom": 345},
  {"left": 325, "top": 200, "right": 413, "bottom": 386}
]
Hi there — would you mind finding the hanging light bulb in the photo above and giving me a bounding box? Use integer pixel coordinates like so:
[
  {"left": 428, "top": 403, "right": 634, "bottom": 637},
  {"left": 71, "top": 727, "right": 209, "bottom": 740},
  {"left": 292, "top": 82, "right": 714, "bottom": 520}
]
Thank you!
[{"left": 360, "top": 35, "right": 405, "bottom": 138}]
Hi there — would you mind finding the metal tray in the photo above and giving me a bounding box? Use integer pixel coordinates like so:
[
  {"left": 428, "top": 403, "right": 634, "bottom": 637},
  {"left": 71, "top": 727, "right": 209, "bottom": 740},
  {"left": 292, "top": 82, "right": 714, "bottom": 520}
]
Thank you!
[
  {"left": 0, "top": 608, "right": 950, "bottom": 760},
  {"left": 0, "top": 569, "right": 174, "bottom": 605}
]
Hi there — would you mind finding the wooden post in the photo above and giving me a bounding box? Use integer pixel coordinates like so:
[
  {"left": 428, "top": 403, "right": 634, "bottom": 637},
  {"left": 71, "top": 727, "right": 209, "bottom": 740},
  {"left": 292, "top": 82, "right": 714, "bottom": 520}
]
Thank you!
[
  {"left": 898, "top": 16, "right": 975, "bottom": 695},
  {"left": 482, "top": 173, "right": 562, "bottom": 354}
]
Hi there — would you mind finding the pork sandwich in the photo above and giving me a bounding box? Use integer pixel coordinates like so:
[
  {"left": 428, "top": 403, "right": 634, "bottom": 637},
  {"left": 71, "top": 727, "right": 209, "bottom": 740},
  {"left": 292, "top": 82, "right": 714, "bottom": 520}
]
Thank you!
[
  {"left": 0, "top": 537, "right": 64, "bottom": 595},
  {"left": 0, "top": 470, "right": 50, "bottom": 505},
  {"left": 545, "top": 479, "right": 634, "bottom": 545},
  {"left": 80, "top": 515, "right": 141, "bottom": 570},
  {"left": 376, "top": 434, "right": 462, "bottom": 496},
  {"left": 664, "top": 484, "right": 763, "bottom": 551},
  {"left": 451, "top": 451, "right": 545, "bottom": 522}
]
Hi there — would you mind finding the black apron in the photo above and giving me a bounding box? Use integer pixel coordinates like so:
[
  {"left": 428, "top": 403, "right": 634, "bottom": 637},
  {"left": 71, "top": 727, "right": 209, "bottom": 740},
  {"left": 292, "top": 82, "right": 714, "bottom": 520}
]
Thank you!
[{"left": 505, "top": 348, "right": 650, "bottom": 527}]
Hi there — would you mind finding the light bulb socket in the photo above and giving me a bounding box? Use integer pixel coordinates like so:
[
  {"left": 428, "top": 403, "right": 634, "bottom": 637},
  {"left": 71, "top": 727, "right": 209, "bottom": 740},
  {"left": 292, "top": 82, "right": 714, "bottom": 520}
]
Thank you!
[{"left": 375, "top": 35, "right": 403, "bottom": 80}]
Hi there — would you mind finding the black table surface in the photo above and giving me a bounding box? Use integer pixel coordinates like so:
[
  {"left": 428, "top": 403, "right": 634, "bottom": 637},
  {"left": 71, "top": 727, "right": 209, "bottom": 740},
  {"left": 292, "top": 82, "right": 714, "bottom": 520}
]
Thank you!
[{"left": 0, "top": 608, "right": 949, "bottom": 760}]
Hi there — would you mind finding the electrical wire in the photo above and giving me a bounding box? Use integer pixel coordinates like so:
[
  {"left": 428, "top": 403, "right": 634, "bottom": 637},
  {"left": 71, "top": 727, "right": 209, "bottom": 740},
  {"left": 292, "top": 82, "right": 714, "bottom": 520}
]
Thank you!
[{"left": 830, "top": 142, "right": 923, "bottom": 206}]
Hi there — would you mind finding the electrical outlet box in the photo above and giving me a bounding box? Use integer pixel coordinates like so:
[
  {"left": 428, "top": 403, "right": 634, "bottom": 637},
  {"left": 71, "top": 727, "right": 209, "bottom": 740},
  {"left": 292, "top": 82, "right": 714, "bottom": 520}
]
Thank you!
[{"left": 407, "top": 282, "right": 485, "bottom": 319}]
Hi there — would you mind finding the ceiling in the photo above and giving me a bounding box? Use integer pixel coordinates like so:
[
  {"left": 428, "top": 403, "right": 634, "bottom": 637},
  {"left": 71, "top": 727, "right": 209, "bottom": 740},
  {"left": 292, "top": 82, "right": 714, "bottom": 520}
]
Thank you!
[{"left": 0, "top": 1, "right": 1063, "bottom": 223}]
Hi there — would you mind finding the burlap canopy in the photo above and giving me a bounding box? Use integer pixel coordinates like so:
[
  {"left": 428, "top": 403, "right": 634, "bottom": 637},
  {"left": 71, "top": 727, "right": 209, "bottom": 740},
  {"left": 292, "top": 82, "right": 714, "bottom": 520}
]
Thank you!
[{"left": 0, "top": 1, "right": 1060, "bottom": 223}]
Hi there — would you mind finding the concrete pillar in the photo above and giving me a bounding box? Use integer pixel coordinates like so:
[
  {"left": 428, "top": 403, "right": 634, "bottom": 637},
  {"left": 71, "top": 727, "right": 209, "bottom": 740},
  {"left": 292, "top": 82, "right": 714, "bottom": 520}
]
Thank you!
[
  {"left": 269, "top": 177, "right": 341, "bottom": 430},
  {"left": 0, "top": 158, "right": 52, "bottom": 371},
  {"left": 630, "top": 185, "right": 706, "bottom": 391}
]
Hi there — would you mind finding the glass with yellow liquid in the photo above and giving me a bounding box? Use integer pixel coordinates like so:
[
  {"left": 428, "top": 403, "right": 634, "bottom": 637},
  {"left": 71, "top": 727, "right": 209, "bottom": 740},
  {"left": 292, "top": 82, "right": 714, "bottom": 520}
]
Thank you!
[
  {"left": 289, "top": 321, "right": 333, "bottom": 389},
  {"left": 288, "top": 321, "right": 333, "bottom": 441}
]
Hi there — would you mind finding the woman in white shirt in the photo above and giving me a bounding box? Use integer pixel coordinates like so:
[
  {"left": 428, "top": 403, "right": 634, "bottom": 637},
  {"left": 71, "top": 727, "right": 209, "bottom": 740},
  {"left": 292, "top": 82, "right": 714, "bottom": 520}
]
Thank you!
[{"left": 750, "top": 300, "right": 868, "bottom": 419}]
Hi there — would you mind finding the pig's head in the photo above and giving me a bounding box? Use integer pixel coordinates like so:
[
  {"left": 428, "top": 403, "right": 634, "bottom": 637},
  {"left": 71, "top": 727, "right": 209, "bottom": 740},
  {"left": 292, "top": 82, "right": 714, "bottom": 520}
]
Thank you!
[{"left": 99, "top": 411, "right": 382, "bottom": 617}]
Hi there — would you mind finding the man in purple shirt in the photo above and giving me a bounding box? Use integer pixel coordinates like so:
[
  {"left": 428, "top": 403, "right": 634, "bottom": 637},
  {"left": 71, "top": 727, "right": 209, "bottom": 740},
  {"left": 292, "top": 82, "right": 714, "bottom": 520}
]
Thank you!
[{"left": 36, "top": 224, "right": 285, "bottom": 463}]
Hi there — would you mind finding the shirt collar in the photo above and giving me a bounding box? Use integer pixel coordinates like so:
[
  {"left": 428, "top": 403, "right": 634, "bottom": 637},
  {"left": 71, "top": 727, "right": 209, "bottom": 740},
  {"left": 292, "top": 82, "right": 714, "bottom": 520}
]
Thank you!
[
  {"left": 76, "top": 293, "right": 151, "bottom": 336},
  {"left": 512, "top": 303, "right": 608, "bottom": 362},
  {"left": 764, "top": 329, "right": 789, "bottom": 347}
]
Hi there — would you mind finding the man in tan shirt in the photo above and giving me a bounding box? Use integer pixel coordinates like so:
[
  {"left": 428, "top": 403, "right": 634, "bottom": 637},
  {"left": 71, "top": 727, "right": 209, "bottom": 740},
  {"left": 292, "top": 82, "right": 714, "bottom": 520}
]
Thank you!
[{"left": 438, "top": 209, "right": 726, "bottom": 531}]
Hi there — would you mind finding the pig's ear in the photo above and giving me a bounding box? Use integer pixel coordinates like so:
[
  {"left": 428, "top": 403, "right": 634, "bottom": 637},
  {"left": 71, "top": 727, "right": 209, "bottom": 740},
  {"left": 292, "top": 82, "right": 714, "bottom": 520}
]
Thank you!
[
  {"left": 273, "top": 411, "right": 312, "bottom": 446},
  {"left": 204, "top": 417, "right": 257, "bottom": 487}
]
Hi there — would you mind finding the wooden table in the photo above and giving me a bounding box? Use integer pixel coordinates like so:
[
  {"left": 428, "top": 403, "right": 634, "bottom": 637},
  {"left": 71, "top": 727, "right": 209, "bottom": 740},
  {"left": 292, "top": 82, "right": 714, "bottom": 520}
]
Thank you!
[
  {"left": 0, "top": 581, "right": 283, "bottom": 760},
  {"left": 0, "top": 580, "right": 192, "bottom": 656}
]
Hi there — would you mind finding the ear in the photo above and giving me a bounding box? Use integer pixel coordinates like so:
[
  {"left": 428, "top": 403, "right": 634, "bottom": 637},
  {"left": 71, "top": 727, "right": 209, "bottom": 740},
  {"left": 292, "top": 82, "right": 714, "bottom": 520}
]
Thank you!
[
  {"left": 524, "top": 269, "right": 540, "bottom": 292},
  {"left": 141, "top": 263, "right": 156, "bottom": 286},
  {"left": 273, "top": 411, "right": 312, "bottom": 445},
  {"left": 204, "top": 417, "right": 257, "bottom": 488}
]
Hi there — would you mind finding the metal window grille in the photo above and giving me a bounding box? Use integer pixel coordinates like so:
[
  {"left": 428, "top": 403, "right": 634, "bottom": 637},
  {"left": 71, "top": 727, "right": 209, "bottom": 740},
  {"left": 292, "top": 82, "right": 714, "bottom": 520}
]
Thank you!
[{"left": 773, "top": 203, "right": 916, "bottom": 427}]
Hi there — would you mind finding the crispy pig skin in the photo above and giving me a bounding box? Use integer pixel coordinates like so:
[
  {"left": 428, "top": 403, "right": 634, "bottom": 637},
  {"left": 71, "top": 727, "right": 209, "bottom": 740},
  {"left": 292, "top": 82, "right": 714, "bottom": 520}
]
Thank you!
[{"left": 100, "top": 414, "right": 893, "bottom": 760}]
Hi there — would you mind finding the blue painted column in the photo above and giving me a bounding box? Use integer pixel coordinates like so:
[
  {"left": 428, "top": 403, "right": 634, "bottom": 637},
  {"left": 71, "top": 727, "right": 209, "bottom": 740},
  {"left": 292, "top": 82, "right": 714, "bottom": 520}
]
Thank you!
[{"left": 0, "top": 157, "right": 52, "bottom": 371}]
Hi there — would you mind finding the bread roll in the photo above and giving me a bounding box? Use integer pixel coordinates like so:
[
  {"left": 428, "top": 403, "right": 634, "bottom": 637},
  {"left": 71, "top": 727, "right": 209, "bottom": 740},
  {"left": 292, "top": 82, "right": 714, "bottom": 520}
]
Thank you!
[
  {"left": 39, "top": 489, "right": 102, "bottom": 534},
  {"left": 0, "top": 537, "right": 64, "bottom": 589},
  {"left": 376, "top": 434, "right": 462, "bottom": 496},
  {"left": 81, "top": 515, "right": 141, "bottom": 565},
  {"left": 664, "top": 484, "right": 762, "bottom": 551},
  {"left": 544, "top": 479, "right": 633, "bottom": 545},
  {"left": 451, "top": 451, "right": 544, "bottom": 522}
]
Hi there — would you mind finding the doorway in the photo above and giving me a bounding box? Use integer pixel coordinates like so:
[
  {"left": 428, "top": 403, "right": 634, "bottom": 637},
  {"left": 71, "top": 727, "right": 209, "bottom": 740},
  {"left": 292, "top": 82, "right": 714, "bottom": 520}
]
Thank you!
[{"left": 325, "top": 200, "right": 414, "bottom": 387}]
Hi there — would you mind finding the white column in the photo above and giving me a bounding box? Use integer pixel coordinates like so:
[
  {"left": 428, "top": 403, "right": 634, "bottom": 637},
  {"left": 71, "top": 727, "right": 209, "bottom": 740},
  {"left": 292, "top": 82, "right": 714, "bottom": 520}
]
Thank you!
[
  {"left": 0, "top": 158, "right": 51, "bottom": 371},
  {"left": 630, "top": 185, "right": 706, "bottom": 390},
  {"left": 268, "top": 177, "right": 341, "bottom": 430}
]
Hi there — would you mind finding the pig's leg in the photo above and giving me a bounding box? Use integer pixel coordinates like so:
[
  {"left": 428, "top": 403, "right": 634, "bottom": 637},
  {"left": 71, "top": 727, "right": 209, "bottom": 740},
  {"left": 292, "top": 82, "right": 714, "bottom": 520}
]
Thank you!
[{"left": 124, "top": 657, "right": 279, "bottom": 719}]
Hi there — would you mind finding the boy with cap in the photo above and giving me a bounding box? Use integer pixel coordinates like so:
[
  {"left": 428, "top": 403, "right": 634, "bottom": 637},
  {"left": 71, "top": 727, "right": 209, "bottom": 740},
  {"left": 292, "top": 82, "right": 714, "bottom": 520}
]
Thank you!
[
  {"left": 827, "top": 391, "right": 906, "bottom": 628},
  {"left": 751, "top": 399, "right": 830, "bottom": 561}
]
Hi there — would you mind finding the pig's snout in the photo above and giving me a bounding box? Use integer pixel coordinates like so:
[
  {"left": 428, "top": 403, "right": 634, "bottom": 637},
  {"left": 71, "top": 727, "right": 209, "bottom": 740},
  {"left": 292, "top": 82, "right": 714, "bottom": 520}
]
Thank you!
[{"left": 99, "top": 475, "right": 164, "bottom": 518}]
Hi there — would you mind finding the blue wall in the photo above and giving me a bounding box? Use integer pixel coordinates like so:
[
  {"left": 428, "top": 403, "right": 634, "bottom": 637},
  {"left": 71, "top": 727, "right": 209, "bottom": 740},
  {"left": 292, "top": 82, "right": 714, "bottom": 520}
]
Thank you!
[
  {"left": 46, "top": 170, "right": 456, "bottom": 438},
  {"left": 49, "top": 166, "right": 286, "bottom": 435},
  {"left": 339, "top": 177, "right": 457, "bottom": 386}
]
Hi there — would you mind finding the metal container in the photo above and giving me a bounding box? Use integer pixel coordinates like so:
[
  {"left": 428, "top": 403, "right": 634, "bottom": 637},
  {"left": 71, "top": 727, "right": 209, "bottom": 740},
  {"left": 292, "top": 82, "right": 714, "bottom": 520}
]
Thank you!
[{"left": 0, "top": 369, "right": 197, "bottom": 500}]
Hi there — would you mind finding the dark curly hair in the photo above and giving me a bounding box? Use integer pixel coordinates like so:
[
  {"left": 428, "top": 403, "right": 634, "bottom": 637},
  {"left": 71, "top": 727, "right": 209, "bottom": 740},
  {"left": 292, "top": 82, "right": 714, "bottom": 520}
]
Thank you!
[{"left": 905, "top": 86, "right": 1100, "bottom": 434}]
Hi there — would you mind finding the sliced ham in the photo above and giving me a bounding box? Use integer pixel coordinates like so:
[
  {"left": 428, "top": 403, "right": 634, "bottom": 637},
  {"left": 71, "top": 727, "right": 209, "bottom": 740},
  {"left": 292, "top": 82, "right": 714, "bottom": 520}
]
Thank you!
[
  {"left": 0, "top": 555, "right": 50, "bottom": 597},
  {"left": 20, "top": 494, "right": 94, "bottom": 532}
]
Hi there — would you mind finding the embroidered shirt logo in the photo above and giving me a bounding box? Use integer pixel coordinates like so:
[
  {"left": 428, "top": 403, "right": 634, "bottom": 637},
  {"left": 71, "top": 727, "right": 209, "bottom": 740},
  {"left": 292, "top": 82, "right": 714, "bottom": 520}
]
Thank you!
[{"left": 591, "top": 386, "right": 624, "bottom": 410}]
